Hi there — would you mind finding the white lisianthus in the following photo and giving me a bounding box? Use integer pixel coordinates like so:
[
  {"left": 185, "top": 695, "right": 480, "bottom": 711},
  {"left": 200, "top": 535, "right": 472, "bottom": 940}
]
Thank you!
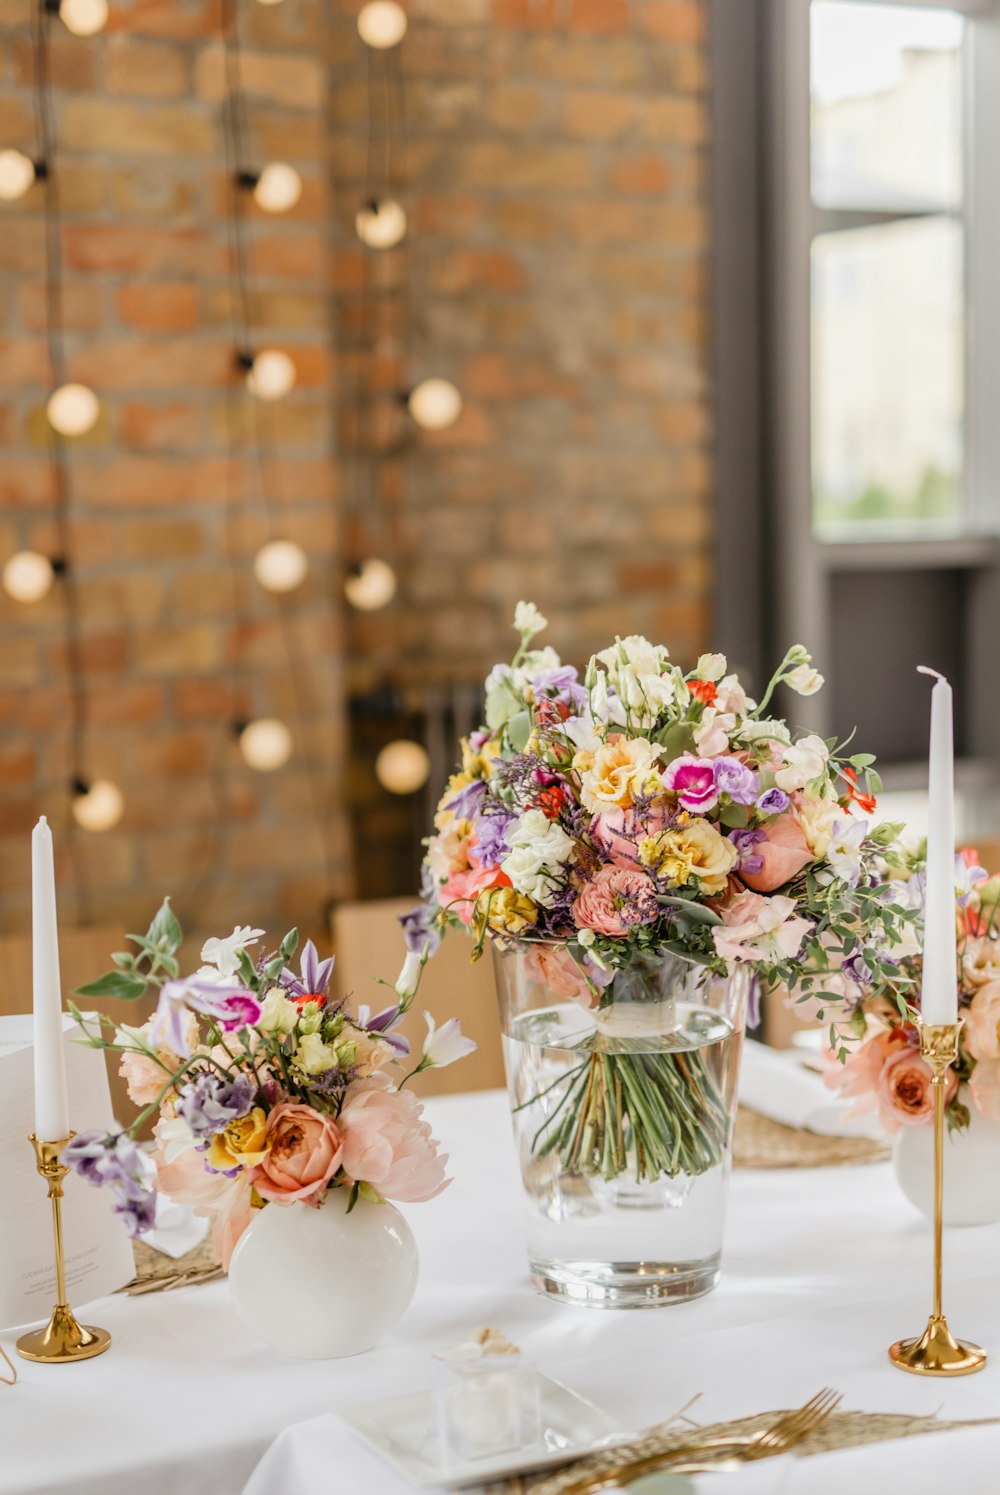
[
  {"left": 774, "top": 734, "right": 830, "bottom": 791},
  {"left": 420, "top": 1012, "right": 477, "bottom": 1069},
  {"left": 739, "top": 717, "right": 792, "bottom": 744},
  {"left": 786, "top": 663, "right": 825, "bottom": 697},
  {"left": 826, "top": 817, "right": 868, "bottom": 885},
  {"left": 200, "top": 925, "right": 265, "bottom": 977},
  {"left": 395, "top": 945, "right": 429, "bottom": 1002},
  {"left": 295, "top": 1032, "right": 338, "bottom": 1075},
  {"left": 513, "top": 600, "right": 547, "bottom": 639},
  {"left": 696, "top": 652, "right": 728, "bottom": 682},
  {"left": 594, "top": 635, "right": 674, "bottom": 725},
  {"left": 502, "top": 809, "right": 575, "bottom": 907},
  {"left": 258, "top": 987, "right": 299, "bottom": 1035}
]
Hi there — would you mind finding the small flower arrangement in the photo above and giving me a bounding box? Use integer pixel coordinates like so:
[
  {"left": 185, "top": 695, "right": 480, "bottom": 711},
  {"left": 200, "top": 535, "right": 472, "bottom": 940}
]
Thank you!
[
  {"left": 408, "top": 603, "right": 914, "bottom": 1184},
  {"left": 825, "top": 852, "right": 1000, "bottom": 1133},
  {"left": 65, "top": 902, "right": 474, "bottom": 1265}
]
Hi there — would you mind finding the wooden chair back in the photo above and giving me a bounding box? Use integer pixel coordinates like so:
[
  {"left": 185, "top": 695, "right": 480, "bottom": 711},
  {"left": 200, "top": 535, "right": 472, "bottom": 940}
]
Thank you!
[{"left": 329, "top": 897, "right": 505, "bottom": 1096}]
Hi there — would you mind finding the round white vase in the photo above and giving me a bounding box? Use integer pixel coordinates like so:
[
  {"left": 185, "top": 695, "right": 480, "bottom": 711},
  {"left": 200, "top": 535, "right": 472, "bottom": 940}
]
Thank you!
[
  {"left": 228, "top": 1190, "right": 419, "bottom": 1358},
  {"left": 892, "top": 1098, "right": 1000, "bottom": 1227}
]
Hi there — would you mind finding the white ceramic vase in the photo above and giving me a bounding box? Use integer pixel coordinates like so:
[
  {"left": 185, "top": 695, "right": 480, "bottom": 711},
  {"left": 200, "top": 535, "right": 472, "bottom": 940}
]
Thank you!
[
  {"left": 227, "top": 1189, "right": 419, "bottom": 1358},
  {"left": 892, "top": 1094, "right": 1000, "bottom": 1227}
]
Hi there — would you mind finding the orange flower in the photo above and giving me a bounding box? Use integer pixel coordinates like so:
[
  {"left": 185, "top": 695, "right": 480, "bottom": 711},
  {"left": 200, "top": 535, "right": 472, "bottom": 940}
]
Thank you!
[
  {"left": 534, "top": 783, "right": 569, "bottom": 820},
  {"left": 688, "top": 679, "right": 718, "bottom": 706},
  {"left": 839, "top": 765, "right": 877, "bottom": 816}
]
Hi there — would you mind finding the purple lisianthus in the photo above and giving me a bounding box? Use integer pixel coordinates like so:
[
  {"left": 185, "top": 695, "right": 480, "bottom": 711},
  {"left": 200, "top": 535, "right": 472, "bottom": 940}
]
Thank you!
[
  {"left": 357, "top": 1001, "right": 410, "bottom": 1056},
  {"left": 662, "top": 754, "right": 719, "bottom": 812},
  {"left": 399, "top": 901, "right": 441, "bottom": 958},
  {"left": 64, "top": 1131, "right": 158, "bottom": 1238},
  {"left": 470, "top": 810, "right": 517, "bottom": 869},
  {"left": 728, "top": 827, "right": 767, "bottom": 876},
  {"left": 756, "top": 787, "right": 789, "bottom": 816},
  {"left": 281, "top": 938, "right": 335, "bottom": 1000},
  {"left": 713, "top": 756, "right": 759, "bottom": 805},
  {"left": 176, "top": 1072, "right": 255, "bottom": 1141}
]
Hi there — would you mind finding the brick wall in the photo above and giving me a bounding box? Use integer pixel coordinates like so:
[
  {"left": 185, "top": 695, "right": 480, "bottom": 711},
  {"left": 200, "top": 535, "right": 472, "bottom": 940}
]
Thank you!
[{"left": 1, "top": 0, "right": 712, "bottom": 939}]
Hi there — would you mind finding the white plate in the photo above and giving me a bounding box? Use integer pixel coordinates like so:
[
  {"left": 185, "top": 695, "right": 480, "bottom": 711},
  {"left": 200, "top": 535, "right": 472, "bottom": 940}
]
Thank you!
[{"left": 337, "top": 1373, "right": 627, "bottom": 1488}]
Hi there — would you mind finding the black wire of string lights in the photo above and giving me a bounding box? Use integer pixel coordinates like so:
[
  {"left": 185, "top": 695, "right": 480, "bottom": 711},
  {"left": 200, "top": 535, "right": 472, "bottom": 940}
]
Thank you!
[{"left": 216, "top": 0, "right": 342, "bottom": 896}]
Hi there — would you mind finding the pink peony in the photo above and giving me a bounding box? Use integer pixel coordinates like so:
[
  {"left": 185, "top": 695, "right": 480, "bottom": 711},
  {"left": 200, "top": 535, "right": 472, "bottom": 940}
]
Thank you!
[
  {"left": 591, "top": 800, "right": 670, "bottom": 869},
  {"left": 525, "top": 943, "right": 612, "bottom": 1009},
  {"left": 572, "top": 865, "right": 660, "bottom": 937},
  {"left": 965, "top": 980, "right": 1000, "bottom": 1061},
  {"left": 340, "top": 1077, "right": 449, "bottom": 1203},
  {"left": 249, "top": 1103, "right": 344, "bottom": 1205},
  {"left": 713, "top": 890, "right": 811, "bottom": 964},
  {"left": 662, "top": 754, "right": 719, "bottom": 812},
  {"left": 739, "top": 812, "right": 814, "bottom": 894}
]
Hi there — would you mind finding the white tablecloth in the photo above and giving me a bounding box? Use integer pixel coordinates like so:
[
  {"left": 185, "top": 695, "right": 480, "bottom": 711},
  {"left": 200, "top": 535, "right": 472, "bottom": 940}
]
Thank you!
[{"left": 4, "top": 1090, "right": 1000, "bottom": 1495}]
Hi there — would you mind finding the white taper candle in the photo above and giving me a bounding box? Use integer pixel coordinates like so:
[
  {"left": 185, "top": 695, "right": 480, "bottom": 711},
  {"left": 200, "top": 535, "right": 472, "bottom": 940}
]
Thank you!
[
  {"left": 918, "top": 667, "right": 958, "bottom": 1025},
  {"left": 32, "top": 815, "right": 70, "bottom": 1139}
]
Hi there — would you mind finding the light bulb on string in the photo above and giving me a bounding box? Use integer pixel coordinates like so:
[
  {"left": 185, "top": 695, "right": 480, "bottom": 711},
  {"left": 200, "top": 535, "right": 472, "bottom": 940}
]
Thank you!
[
  {"left": 254, "top": 539, "right": 308, "bottom": 594},
  {"left": 357, "top": 0, "right": 407, "bottom": 48},
  {"left": 241, "top": 349, "right": 296, "bottom": 401},
  {"left": 376, "top": 739, "right": 430, "bottom": 795},
  {"left": 239, "top": 164, "right": 302, "bottom": 215},
  {"left": 355, "top": 199, "right": 407, "bottom": 249},
  {"left": 0, "top": 150, "right": 43, "bottom": 202},
  {"left": 47, "top": 382, "right": 99, "bottom": 437},
  {"left": 2, "top": 551, "right": 60, "bottom": 603},
  {"left": 238, "top": 717, "right": 293, "bottom": 772},
  {"left": 72, "top": 778, "right": 124, "bottom": 832},
  {"left": 344, "top": 558, "right": 397, "bottom": 612},
  {"left": 55, "top": 0, "right": 109, "bottom": 35},
  {"left": 407, "top": 378, "right": 462, "bottom": 432}
]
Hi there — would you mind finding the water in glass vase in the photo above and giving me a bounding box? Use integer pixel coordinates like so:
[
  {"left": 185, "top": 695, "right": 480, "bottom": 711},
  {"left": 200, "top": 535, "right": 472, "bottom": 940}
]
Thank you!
[{"left": 503, "top": 1001, "right": 742, "bottom": 1308}]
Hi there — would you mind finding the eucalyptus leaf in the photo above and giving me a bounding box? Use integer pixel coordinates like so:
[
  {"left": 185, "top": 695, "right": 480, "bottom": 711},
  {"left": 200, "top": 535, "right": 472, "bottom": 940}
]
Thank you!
[{"left": 657, "top": 895, "right": 723, "bottom": 927}]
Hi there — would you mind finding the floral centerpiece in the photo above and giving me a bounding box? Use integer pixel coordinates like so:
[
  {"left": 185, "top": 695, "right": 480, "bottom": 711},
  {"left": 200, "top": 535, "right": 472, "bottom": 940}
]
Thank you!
[
  {"left": 406, "top": 604, "right": 914, "bottom": 1302},
  {"left": 65, "top": 901, "right": 474, "bottom": 1270},
  {"left": 825, "top": 851, "right": 1000, "bottom": 1133}
]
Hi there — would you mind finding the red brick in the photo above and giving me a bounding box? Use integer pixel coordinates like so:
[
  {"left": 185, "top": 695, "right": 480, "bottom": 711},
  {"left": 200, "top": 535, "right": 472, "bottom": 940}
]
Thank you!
[
  {"left": 428, "top": 250, "right": 528, "bottom": 295},
  {"left": 120, "top": 402, "right": 207, "bottom": 449},
  {"left": 116, "top": 284, "right": 199, "bottom": 332},
  {"left": 61, "top": 98, "right": 215, "bottom": 156},
  {"left": 194, "top": 48, "right": 324, "bottom": 111},
  {"left": 64, "top": 226, "right": 226, "bottom": 276},
  {"left": 105, "top": 0, "right": 217, "bottom": 41},
  {"left": 609, "top": 153, "right": 672, "bottom": 195},
  {"left": 12, "top": 36, "right": 98, "bottom": 91},
  {"left": 570, "top": 0, "right": 631, "bottom": 33},
  {"left": 18, "top": 282, "right": 104, "bottom": 334},
  {"left": 69, "top": 341, "right": 235, "bottom": 390},
  {"left": 107, "top": 38, "right": 189, "bottom": 97},
  {"left": 642, "top": 1, "right": 706, "bottom": 44}
]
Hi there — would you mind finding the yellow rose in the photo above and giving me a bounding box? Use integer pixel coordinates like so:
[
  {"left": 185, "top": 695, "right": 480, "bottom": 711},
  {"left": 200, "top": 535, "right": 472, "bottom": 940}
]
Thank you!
[
  {"left": 579, "top": 736, "right": 661, "bottom": 812},
  {"left": 794, "top": 793, "right": 840, "bottom": 858},
  {"left": 258, "top": 988, "right": 299, "bottom": 1035},
  {"left": 641, "top": 818, "right": 737, "bottom": 895},
  {"left": 473, "top": 887, "right": 538, "bottom": 939},
  {"left": 294, "top": 1032, "right": 339, "bottom": 1075},
  {"left": 206, "top": 1106, "right": 270, "bottom": 1172}
]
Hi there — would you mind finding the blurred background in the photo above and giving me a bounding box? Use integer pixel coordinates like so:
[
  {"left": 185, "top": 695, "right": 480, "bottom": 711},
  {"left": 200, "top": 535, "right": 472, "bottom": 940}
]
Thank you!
[{"left": 2, "top": 0, "right": 998, "bottom": 1045}]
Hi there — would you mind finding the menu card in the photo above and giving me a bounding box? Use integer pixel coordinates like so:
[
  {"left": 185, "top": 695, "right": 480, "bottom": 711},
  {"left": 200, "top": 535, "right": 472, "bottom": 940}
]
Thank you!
[{"left": 0, "top": 1014, "right": 135, "bottom": 1329}]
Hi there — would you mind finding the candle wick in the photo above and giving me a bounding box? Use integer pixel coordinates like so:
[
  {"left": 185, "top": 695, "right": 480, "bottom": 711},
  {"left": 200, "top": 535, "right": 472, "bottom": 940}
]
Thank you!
[
  {"left": 36, "top": 815, "right": 48, "bottom": 827},
  {"left": 917, "top": 666, "right": 946, "bottom": 685}
]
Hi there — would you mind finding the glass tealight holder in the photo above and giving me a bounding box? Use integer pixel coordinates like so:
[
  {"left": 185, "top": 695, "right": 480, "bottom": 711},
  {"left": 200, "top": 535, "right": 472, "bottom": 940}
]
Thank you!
[{"left": 433, "top": 1337, "right": 541, "bottom": 1464}]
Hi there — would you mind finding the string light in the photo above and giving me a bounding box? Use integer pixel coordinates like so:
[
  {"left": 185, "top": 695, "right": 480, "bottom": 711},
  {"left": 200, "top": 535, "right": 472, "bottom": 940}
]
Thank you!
[
  {"left": 56, "top": 0, "right": 108, "bottom": 36},
  {"left": 376, "top": 739, "right": 430, "bottom": 795},
  {"left": 254, "top": 539, "right": 308, "bottom": 594},
  {"left": 357, "top": 0, "right": 408, "bottom": 48},
  {"left": 72, "top": 778, "right": 124, "bottom": 832},
  {"left": 355, "top": 199, "right": 407, "bottom": 249},
  {"left": 2, "top": 550, "right": 58, "bottom": 603},
  {"left": 0, "top": 149, "right": 41, "bottom": 201},
  {"left": 244, "top": 349, "right": 296, "bottom": 401},
  {"left": 249, "top": 162, "right": 302, "bottom": 214},
  {"left": 253, "top": 0, "right": 285, "bottom": 6},
  {"left": 344, "top": 557, "right": 397, "bottom": 612},
  {"left": 47, "top": 382, "right": 99, "bottom": 436},
  {"left": 238, "top": 717, "right": 293, "bottom": 772},
  {"left": 407, "top": 378, "right": 462, "bottom": 431}
]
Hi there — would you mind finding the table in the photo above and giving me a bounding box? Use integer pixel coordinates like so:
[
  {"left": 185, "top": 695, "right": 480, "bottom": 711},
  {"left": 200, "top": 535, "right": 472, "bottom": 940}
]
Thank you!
[{"left": 4, "top": 1090, "right": 1000, "bottom": 1495}]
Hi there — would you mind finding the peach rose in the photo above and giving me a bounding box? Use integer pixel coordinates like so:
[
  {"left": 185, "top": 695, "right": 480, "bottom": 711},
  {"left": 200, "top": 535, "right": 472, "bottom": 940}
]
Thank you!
[
  {"left": 963, "top": 937, "right": 1000, "bottom": 990},
  {"left": 572, "top": 865, "right": 660, "bottom": 938},
  {"left": 965, "top": 980, "right": 1000, "bottom": 1061},
  {"left": 249, "top": 1103, "right": 344, "bottom": 1205},
  {"left": 340, "top": 1077, "right": 448, "bottom": 1203},
  {"left": 878, "top": 1045, "right": 957, "bottom": 1132},
  {"left": 970, "top": 1058, "right": 1000, "bottom": 1120},
  {"left": 591, "top": 800, "right": 670, "bottom": 868},
  {"left": 739, "top": 813, "right": 814, "bottom": 893}
]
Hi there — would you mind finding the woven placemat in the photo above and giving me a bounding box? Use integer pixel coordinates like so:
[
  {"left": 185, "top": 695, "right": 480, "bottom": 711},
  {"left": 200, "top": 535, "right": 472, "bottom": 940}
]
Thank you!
[
  {"left": 734, "top": 1105, "right": 889, "bottom": 1169},
  {"left": 118, "top": 1234, "right": 223, "bottom": 1296},
  {"left": 515, "top": 1408, "right": 1000, "bottom": 1494}
]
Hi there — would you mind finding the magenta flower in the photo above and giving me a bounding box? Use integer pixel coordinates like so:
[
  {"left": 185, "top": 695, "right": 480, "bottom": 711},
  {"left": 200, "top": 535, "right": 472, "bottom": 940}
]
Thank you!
[{"left": 662, "top": 753, "right": 719, "bottom": 812}]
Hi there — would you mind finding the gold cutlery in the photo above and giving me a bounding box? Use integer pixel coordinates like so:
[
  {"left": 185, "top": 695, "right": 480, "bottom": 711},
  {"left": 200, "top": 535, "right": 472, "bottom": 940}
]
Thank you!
[{"left": 558, "top": 1388, "right": 843, "bottom": 1492}]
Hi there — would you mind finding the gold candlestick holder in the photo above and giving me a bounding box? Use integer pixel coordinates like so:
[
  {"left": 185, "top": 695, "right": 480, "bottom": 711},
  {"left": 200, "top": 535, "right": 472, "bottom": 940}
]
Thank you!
[
  {"left": 15, "top": 1134, "right": 111, "bottom": 1364},
  {"left": 889, "top": 1021, "right": 986, "bottom": 1376}
]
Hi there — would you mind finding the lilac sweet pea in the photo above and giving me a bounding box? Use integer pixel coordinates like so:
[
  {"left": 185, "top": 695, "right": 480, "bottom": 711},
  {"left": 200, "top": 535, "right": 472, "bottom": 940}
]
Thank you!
[
  {"left": 714, "top": 756, "right": 759, "bottom": 805},
  {"left": 281, "top": 938, "right": 335, "bottom": 1000},
  {"left": 176, "top": 1073, "right": 255, "bottom": 1140},
  {"left": 399, "top": 902, "right": 442, "bottom": 958},
  {"left": 151, "top": 973, "right": 262, "bottom": 1054},
  {"left": 728, "top": 827, "right": 767, "bottom": 876},
  {"left": 757, "top": 787, "right": 789, "bottom": 816},
  {"left": 444, "top": 777, "right": 487, "bottom": 822},
  {"left": 662, "top": 754, "right": 719, "bottom": 812},
  {"left": 532, "top": 665, "right": 588, "bottom": 714},
  {"left": 64, "top": 1131, "right": 158, "bottom": 1237}
]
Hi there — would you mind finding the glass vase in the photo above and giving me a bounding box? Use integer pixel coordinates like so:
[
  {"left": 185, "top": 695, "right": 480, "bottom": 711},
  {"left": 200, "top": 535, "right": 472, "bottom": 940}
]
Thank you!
[{"left": 493, "top": 942, "right": 750, "bottom": 1308}]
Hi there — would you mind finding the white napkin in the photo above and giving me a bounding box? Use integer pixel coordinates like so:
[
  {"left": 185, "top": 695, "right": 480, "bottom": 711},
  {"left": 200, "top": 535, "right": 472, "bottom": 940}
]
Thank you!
[
  {"left": 738, "top": 1039, "right": 885, "bottom": 1140},
  {"left": 142, "top": 1197, "right": 210, "bottom": 1260}
]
